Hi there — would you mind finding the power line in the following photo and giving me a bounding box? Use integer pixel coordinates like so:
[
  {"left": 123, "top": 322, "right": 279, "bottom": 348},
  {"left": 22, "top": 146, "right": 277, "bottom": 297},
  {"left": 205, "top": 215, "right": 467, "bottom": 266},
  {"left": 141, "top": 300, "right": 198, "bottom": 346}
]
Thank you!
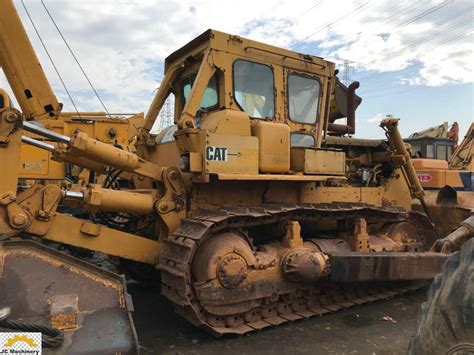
[
  {"left": 361, "top": 47, "right": 472, "bottom": 99},
  {"left": 360, "top": 15, "right": 472, "bottom": 81},
  {"left": 41, "top": 0, "right": 112, "bottom": 118},
  {"left": 357, "top": 14, "right": 473, "bottom": 84},
  {"left": 288, "top": 0, "right": 325, "bottom": 23},
  {"left": 323, "top": 1, "right": 457, "bottom": 86},
  {"left": 254, "top": 0, "right": 326, "bottom": 41},
  {"left": 354, "top": 29, "right": 473, "bottom": 97},
  {"left": 259, "top": 0, "right": 286, "bottom": 18},
  {"left": 340, "top": 0, "right": 431, "bottom": 45},
  {"left": 360, "top": 31, "right": 473, "bottom": 95},
  {"left": 290, "top": 1, "right": 372, "bottom": 48},
  {"left": 325, "top": 1, "right": 435, "bottom": 84},
  {"left": 324, "top": 2, "right": 431, "bottom": 72},
  {"left": 20, "top": 0, "right": 81, "bottom": 118},
  {"left": 388, "top": 0, "right": 454, "bottom": 32}
]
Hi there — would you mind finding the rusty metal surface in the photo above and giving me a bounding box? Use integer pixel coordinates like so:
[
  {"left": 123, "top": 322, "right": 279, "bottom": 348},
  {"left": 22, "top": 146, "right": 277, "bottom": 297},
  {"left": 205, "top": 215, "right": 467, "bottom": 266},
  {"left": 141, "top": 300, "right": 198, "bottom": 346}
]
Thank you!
[
  {"left": 415, "top": 189, "right": 473, "bottom": 238},
  {"left": 328, "top": 252, "right": 449, "bottom": 282},
  {"left": 431, "top": 215, "right": 474, "bottom": 253},
  {"left": 0, "top": 240, "right": 138, "bottom": 354},
  {"left": 49, "top": 294, "right": 79, "bottom": 330},
  {"left": 158, "top": 203, "right": 437, "bottom": 336}
]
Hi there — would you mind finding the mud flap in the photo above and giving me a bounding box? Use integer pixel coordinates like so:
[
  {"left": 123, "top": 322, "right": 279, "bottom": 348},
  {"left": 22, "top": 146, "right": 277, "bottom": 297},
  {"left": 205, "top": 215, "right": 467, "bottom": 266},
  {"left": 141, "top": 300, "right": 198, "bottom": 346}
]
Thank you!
[{"left": 0, "top": 240, "right": 138, "bottom": 354}]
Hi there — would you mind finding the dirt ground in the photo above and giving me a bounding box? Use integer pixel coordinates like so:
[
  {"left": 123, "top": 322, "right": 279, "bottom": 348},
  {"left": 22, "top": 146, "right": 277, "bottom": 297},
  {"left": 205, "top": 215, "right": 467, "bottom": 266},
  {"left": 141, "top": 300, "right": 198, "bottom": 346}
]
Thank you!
[{"left": 131, "top": 284, "right": 426, "bottom": 355}]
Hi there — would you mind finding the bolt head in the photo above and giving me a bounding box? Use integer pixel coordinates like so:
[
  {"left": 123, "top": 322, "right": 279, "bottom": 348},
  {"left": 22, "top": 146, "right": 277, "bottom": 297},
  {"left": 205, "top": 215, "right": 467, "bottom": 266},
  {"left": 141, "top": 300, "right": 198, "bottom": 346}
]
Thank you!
[
  {"left": 107, "top": 127, "right": 117, "bottom": 138},
  {"left": 169, "top": 170, "right": 178, "bottom": 180},
  {"left": 4, "top": 113, "right": 15, "bottom": 123},
  {"left": 11, "top": 213, "right": 29, "bottom": 228}
]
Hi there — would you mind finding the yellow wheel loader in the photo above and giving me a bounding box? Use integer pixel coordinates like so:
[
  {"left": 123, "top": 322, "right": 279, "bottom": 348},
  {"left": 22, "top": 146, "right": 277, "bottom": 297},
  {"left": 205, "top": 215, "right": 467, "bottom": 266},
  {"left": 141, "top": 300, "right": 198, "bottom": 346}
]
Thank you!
[{"left": 1, "top": 1, "right": 470, "bottom": 352}]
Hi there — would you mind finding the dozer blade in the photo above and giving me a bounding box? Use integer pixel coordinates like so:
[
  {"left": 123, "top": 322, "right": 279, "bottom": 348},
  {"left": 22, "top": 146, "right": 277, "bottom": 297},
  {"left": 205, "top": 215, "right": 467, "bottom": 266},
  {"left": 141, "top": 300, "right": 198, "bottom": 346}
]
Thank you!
[
  {"left": 413, "top": 188, "right": 473, "bottom": 238},
  {"left": 0, "top": 240, "right": 138, "bottom": 354}
]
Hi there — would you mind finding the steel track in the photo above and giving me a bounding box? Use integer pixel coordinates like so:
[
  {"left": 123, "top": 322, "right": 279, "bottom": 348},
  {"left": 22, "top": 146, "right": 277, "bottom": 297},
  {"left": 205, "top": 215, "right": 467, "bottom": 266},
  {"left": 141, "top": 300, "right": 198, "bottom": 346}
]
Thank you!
[{"left": 158, "top": 203, "right": 435, "bottom": 336}]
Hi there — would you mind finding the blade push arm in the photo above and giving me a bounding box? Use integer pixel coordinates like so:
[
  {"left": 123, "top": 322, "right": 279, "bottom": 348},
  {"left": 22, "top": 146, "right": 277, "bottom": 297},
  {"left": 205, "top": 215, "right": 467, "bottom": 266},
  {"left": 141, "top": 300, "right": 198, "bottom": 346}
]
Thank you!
[
  {"left": 22, "top": 121, "right": 165, "bottom": 180},
  {"left": 21, "top": 121, "right": 187, "bottom": 229}
]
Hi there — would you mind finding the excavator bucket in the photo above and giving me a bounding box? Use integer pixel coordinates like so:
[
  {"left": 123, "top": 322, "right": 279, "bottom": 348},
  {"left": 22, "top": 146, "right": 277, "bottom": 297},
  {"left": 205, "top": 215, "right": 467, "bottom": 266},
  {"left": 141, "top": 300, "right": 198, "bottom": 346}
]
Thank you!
[{"left": 0, "top": 240, "right": 138, "bottom": 354}]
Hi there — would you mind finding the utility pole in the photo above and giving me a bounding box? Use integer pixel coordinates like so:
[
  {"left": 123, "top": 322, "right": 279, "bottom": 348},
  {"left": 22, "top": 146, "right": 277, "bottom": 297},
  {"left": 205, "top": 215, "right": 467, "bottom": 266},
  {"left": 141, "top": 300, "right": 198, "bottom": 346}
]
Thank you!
[
  {"left": 335, "top": 57, "right": 356, "bottom": 86},
  {"left": 333, "top": 57, "right": 356, "bottom": 127},
  {"left": 157, "top": 95, "right": 174, "bottom": 131},
  {"left": 341, "top": 59, "right": 354, "bottom": 86}
]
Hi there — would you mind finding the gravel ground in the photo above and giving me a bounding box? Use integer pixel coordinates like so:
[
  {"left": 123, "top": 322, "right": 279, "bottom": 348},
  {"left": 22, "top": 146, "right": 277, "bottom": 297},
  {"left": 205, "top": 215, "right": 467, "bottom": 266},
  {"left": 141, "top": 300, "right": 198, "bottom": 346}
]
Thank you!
[{"left": 131, "top": 284, "right": 426, "bottom": 355}]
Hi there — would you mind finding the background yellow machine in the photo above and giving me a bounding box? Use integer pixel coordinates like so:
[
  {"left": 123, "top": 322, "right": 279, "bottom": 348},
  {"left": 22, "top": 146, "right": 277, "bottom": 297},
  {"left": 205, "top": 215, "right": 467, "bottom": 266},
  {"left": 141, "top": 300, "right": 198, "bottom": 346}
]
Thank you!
[
  {"left": 408, "top": 123, "right": 473, "bottom": 192},
  {"left": 408, "top": 123, "right": 473, "bottom": 236},
  {"left": 0, "top": 1, "right": 143, "bottom": 183},
  {"left": 0, "top": 1, "right": 470, "bottom": 352}
]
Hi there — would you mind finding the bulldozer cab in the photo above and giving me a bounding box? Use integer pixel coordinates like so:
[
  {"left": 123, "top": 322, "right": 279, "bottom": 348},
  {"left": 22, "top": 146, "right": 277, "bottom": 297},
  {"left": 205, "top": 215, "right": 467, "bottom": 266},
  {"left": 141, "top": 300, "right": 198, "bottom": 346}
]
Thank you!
[
  {"left": 167, "top": 29, "right": 331, "bottom": 134},
  {"left": 147, "top": 29, "right": 358, "bottom": 178}
]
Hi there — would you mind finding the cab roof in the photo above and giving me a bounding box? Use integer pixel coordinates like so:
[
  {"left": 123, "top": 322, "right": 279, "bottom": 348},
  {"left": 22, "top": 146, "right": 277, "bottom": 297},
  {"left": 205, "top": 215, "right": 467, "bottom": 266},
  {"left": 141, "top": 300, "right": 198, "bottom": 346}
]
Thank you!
[{"left": 164, "top": 29, "right": 332, "bottom": 74}]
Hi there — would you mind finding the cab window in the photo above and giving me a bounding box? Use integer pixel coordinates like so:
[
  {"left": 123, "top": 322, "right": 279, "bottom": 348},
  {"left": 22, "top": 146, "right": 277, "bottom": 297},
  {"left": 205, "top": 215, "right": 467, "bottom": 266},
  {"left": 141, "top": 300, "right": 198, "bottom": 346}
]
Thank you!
[
  {"left": 233, "top": 60, "right": 274, "bottom": 119},
  {"left": 426, "top": 144, "right": 434, "bottom": 158},
  {"left": 410, "top": 141, "right": 422, "bottom": 158},
  {"left": 182, "top": 74, "right": 218, "bottom": 110},
  {"left": 447, "top": 145, "right": 453, "bottom": 160},
  {"left": 291, "top": 133, "right": 315, "bottom": 147},
  {"left": 288, "top": 73, "right": 320, "bottom": 124},
  {"left": 436, "top": 144, "right": 449, "bottom": 160}
]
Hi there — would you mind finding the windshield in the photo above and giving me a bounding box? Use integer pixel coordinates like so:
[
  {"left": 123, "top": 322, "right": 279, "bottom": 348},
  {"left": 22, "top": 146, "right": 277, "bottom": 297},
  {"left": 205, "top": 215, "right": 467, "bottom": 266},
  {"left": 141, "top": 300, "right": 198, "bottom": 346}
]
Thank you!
[
  {"left": 182, "top": 74, "right": 218, "bottom": 110},
  {"left": 291, "top": 133, "right": 315, "bottom": 147},
  {"left": 288, "top": 73, "right": 320, "bottom": 124},
  {"left": 233, "top": 60, "right": 274, "bottom": 119}
]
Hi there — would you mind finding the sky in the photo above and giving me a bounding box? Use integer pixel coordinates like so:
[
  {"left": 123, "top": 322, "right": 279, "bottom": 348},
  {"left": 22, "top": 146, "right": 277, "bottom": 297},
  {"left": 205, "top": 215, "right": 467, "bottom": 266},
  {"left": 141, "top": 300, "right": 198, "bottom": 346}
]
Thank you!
[{"left": 1, "top": 0, "right": 473, "bottom": 139}]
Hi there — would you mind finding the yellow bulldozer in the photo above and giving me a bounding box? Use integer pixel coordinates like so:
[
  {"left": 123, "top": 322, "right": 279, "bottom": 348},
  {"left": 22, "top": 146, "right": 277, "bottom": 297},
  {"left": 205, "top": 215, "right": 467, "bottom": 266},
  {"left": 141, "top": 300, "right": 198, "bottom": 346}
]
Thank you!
[{"left": 1, "top": 1, "right": 471, "bottom": 353}]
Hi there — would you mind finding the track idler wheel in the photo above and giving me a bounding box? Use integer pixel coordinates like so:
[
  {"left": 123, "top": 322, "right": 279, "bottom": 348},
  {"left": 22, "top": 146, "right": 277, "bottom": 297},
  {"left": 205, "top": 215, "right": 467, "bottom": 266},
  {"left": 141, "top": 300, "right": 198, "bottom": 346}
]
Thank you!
[
  {"left": 192, "top": 231, "right": 255, "bottom": 289},
  {"left": 378, "top": 220, "right": 425, "bottom": 252}
]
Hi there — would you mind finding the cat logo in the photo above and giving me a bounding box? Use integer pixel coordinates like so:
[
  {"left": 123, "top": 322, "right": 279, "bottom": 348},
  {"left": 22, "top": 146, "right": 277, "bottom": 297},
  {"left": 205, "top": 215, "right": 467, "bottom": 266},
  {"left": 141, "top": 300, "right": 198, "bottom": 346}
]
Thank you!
[{"left": 206, "top": 146, "right": 228, "bottom": 162}]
